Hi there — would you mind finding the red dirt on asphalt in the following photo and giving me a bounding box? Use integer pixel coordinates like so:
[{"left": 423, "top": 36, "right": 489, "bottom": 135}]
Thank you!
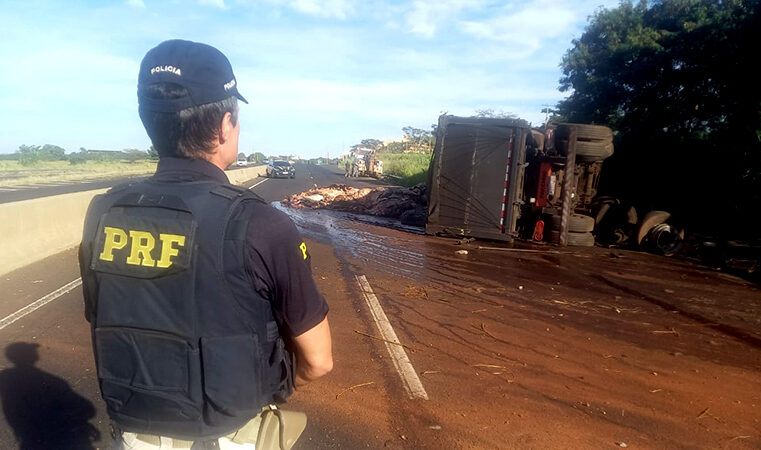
[{"left": 284, "top": 207, "right": 761, "bottom": 449}]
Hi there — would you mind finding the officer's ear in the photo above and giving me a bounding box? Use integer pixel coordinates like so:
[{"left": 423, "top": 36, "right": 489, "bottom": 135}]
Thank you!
[{"left": 219, "top": 112, "right": 234, "bottom": 144}]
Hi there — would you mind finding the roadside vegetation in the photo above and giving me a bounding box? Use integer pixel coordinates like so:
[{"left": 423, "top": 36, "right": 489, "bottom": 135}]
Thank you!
[
  {"left": 348, "top": 125, "right": 434, "bottom": 186},
  {"left": 0, "top": 145, "right": 157, "bottom": 186},
  {"left": 0, "top": 160, "right": 157, "bottom": 187},
  {"left": 377, "top": 153, "right": 430, "bottom": 186}
]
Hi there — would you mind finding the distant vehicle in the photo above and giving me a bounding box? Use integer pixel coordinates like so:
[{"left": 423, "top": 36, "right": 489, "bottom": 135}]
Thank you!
[
  {"left": 352, "top": 148, "right": 383, "bottom": 178},
  {"left": 266, "top": 160, "right": 296, "bottom": 179},
  {"left": 236, "top": 155, "right": 247, "bottom": 166}
]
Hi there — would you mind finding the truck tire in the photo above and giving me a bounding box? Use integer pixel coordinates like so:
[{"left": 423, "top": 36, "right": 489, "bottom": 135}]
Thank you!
[
  {"left": 575, "top": 141, "right": 614, "bottom": 162},
  {"left": 568, "top": 214, "right": 595, "bottom": 233},
  {"left": 549, "top": 214, "right": 562, "bottom": 229},
  {"left": 555, "top": 123, "right": 613, "bottom": 141},
  {"left": 636, "top": 211, "right": 673, "bottom": 246},
  {"left": 571, "top": 124, "right": 613, "bottom": 141},
  {"left": 567, "top": 231, "right": 595, "bottom": 247}
]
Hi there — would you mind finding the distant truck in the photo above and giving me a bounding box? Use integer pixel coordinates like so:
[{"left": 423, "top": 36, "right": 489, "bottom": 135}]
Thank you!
[{"left": 353, "top": 148, "right": 383, "bottom": 178}]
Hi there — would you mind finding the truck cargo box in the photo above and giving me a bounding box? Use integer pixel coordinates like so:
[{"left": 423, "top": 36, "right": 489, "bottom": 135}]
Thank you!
[{"left": 426, "top": 115, "right": 530, "bottom": 242}]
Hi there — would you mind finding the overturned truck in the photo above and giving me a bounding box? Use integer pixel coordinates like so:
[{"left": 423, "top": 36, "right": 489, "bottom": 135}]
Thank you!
[{"left": 426, "top": 115, "right": 679, "bottom": 249}]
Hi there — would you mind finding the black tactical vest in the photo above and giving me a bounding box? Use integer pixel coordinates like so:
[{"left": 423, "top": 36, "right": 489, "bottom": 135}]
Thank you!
[{"left": 82, "top": 178, "right": 293, "bottom": 439}]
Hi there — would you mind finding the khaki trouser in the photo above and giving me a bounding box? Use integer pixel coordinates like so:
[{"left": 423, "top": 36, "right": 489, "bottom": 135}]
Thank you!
[
  {"left": 113, "top": 413, "right": 264, "bottom": 450},
  {"left": 112, "top": 405, "right": 306, "bottom": 450}
]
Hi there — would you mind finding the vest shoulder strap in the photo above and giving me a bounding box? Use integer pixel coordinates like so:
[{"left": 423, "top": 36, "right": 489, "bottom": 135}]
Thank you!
[{"left": 210, "top": 184, "right": 266, "bottom": 204}]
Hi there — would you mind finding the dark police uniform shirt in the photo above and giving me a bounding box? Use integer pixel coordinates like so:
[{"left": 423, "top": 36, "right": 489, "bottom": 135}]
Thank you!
[{"left": 88, "top": 157, "right": 329, "bottom": 336}]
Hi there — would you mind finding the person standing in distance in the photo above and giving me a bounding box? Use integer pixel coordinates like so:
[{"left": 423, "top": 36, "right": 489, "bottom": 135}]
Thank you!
[{"left": 79, "top": 39, "right": 333, "bottom": 449}]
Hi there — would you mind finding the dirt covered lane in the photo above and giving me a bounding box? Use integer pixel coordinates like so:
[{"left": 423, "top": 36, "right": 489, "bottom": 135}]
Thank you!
[{"left": 283, "top": 205, "right": 761, "bottom": 449}]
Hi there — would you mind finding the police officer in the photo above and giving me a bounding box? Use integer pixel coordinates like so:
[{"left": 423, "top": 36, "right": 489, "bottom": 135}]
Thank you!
[{"left": 79, "top": 39, "right": 333, "bottom": 449}]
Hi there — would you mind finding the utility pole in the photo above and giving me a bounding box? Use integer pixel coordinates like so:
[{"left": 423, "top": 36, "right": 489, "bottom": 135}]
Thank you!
[{"left": 541, "top": 104, "right": 552, "bottom": 128}]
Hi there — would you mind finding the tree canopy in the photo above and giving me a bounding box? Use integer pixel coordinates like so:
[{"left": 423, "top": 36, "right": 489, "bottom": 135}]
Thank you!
[
  {"left": 350, "top": 125, "right": 435, "bottom": 155},
  {"left": 16, "top": 144, "right": 67, "bottom": 165},
  {"left": 557, "top": 0, "right": 761, "bottom": 238}
]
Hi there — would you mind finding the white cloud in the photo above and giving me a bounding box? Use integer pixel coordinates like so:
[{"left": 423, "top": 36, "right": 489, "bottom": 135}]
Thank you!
[
  {"left": 239, "top": 71, "right": 560, "bottom": 130},
  {"left": 126, "top": 0, "right": 146, "bottom": 8},
  {"left": 262, "top": 0, "right": 355, "bottom": 19},
  {"left": 231, "top": 71, "right": 561, "bottom": 154},
  {"left": 291, "top": 0, "right": 354, "bottom": 19},
  {"left": 198, "top": 0, "right": 227, "bottom": 9},
  {"left": 404, "top": 0, "right": 484, "bottom": 38},
  {"left": 460, "top": 2, "right": 575, "bottom": 53}
]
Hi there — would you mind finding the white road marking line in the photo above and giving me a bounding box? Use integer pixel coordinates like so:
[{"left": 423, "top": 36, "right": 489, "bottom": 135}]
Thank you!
[
  {"left": 355, "top": 274, "right": 428, "bottom": 400},
  {"left": 0, "top": 278, "right": 82, "bottom": 331},
  {"left": 248, "top": 178, "right": 269, "bottom": 189}
]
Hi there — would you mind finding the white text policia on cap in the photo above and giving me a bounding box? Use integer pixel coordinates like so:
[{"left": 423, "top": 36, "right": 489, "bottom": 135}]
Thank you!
[{"left": 150, "top": 65, "right": 182, "bottom": 76}]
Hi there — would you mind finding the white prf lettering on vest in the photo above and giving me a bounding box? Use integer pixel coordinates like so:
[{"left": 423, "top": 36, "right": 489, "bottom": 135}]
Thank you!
[{"left": 150, "top": 65, "right": 182, "bottom": 76}]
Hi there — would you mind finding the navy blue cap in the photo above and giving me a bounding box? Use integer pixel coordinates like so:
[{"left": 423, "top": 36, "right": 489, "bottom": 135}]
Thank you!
[{"left": 138, "top": 39, "right": 248, "bottom": 112}]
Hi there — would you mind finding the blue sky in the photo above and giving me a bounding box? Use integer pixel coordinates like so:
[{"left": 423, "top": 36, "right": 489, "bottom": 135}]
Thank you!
[{"left": 0, "top": 0, "right": 620, "bottom": 159}]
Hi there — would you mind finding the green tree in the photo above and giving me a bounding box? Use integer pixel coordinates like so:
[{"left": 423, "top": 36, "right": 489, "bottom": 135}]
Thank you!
[
  {"left": 123, "top": 149, "right": 147, "bottom": 162},
  {"left": 360, "top": 139, "right": 383, "bottom": 150},
  {"left": 401, "top": 126, "right": 434, "bottom": 152},
  {"left": 17, "top": 145, "right": 41, "bottom": 166},
  {"left": 249, "top": 152, "right": 266, "bottom": 163},
  {"left": 68, "top": 152, "right": 88, "bottom": 165},
  {"left": 384, "top": 141, "right": 406, "bottom": 153},
  {"left": 17, "top": 144, "right": 68, "bottom": 165},
  {"left": 39, "top": 144, "right": 66, "bottom": 161},
  {"left": 147, "top": 145, "right": 159, "bottom": 160},
  {"left": 557, "top": 0, "right": 761, "bottom": 237},
  {"left": 473, "top": 109, "right": 519, "bottom": 120}
]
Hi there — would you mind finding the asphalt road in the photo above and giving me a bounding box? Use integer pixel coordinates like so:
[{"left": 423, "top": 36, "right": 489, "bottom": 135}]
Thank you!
[
  {"left": 0, "top": 177, "right": 148, "bottom": 204},
  {"left": 1, "top": 163, "right": 760, "bottom": 449},
  {"left": 242, "top": 163, "right": 388, "bottom": 202}
]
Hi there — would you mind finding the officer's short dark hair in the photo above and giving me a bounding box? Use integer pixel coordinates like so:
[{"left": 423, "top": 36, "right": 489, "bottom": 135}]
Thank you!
[{"left": 139, "top": 82, "right": 238, "bottom": 159}]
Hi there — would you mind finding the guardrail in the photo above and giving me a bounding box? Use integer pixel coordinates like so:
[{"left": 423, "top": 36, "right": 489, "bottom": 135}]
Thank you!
[{"left": 0, "top": 164, "right": 266, "bottom": 277}]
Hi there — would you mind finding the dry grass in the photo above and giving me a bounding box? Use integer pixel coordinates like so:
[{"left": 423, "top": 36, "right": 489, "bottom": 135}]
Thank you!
[{"left": 0, "top": 161, "right": 157, "bottom": 187}]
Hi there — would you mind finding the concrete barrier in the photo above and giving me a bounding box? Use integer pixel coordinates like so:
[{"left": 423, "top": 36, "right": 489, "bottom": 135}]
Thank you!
[
  {"left": 0, "top": 164, "right": 266, "bottom": 277},
  {"left": 226, "top": 164, "right": 266, "bottom": 184}
]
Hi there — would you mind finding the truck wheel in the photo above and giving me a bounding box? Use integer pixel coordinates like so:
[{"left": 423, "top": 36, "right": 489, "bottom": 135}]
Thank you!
[
  {"left": 550, "top": 214, "right": 562, "bottom": 230},
  {"left": 567, "top": 231, "right": 595, "bottom": 247},
  {"left": 550, "top": 214, "right": 594, "bottom": 232},
  {"left": 575, "top": 141, "right": 614, "bottom": 162},
  {"left": 555, "top": 123, "right": 613, "bottom": 141},
  {"left": 571, "top": 124, "right": 613, "bottom": 141},
  {"left": 569, "top": 214, "right": 595, "bottom": 232},
  {"left": 636, "top": 211, "right": 674, "bottom": 246}
]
